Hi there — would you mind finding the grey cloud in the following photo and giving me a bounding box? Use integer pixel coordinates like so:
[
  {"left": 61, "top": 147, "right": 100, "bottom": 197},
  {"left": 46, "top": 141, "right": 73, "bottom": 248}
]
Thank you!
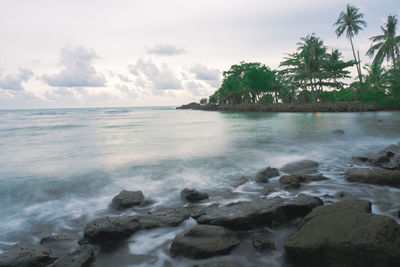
[
  {"left": 145, "top": 44, "right": 186, "bottom": 56},
  {"left": 42, "top": 46, "right": 106, "bottom": 87},
  {"left": 185, "top": 81, "right": 209, "bottom": 96},
  {"left": 190, "top": 64, "right": 221, "bottom": 87},
  {"left": 130, "top": 59, "right": 182, "bottom": 90},
  {"left": 0, "top": 69, "right": 33, "bottom": 90}
]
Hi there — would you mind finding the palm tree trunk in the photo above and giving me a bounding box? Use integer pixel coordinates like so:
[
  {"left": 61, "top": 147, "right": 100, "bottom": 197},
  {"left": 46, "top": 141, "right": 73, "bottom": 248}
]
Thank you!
[{"left": 349, "top": 36, "right": 363, "bottom": 83}]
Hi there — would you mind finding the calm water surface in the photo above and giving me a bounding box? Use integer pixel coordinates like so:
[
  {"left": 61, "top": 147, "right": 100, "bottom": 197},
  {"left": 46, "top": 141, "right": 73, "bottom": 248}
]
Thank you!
[{"left": 0, "top": 107, "right": 399, "bottom": 266}]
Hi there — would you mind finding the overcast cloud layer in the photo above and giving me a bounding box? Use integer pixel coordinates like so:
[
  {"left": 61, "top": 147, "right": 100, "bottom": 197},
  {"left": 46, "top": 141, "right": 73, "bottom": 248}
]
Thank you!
[{"left": 0, "top": 0, "right": 399, "bottom": 109}]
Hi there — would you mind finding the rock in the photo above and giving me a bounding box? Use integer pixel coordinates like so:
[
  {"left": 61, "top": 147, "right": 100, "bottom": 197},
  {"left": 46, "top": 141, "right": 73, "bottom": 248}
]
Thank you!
[
  {"left": 231, "top": 176, "right": 249, "bottom": 187},
  {"left": 279, "top": 175, "right": 301, "bottom": 189},
  {"left": 351, "top": 156, "right": 371, "bottom": 164},
  {"left": 398, "top": 209, "right": 400, "bottom": 218},
  {"left": 372, "top": 144, "right": 400, "bottom": 170},
  {"left": 285, "top": 200, "right": 400, "bottom": 267},
  {"left": 196, "top": 195, "right": 323, "bottom": 230},
  {"left": 280, "top": 160, "right": 319, "bottom": 174},
  {"left": 180, "top": 188, "right": 209, "bottom": 202},
  {"left": 170, "top": 225, "right": 240, "bottom": 259},
  {"left": 331, "top": 129, "right": 344, "bottom": 135},
  {"left": 193, "top": 262, "right": 237, "bottom": 267},
  {"left": 0, "top": 242, "right": 57, "bottom": 267},
  {"left": 302, "top": 174, "right": 329, "bottom": 182},
  {"left": 345, "top": 168, "right": 400, "bottom": 187},
  {"left": 252, "top": 236, "right": 275, "bottom": 250},
  {"left": 48, "top": 245, "right": 94, "bottom": 267},
  {"left": 80, "top": 209, "right": 191, "bottom": 244},
  {"left": 335, "top": 191, "right": 346, "bottom": 198},
  {"left": 111, "top": 190, "right": 144, "bottom": 210},
  {"left": 255, "top": 167, "right": 279, "bottom": 183},
  {"left": 39, "top": 233, "right": 82, "bottom": 258}
]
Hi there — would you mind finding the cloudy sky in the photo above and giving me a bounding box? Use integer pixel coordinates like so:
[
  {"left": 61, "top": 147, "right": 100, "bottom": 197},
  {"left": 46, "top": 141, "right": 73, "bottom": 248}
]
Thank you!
[{"left": 0, "top": 0, "right": 399, "bottom": 109}]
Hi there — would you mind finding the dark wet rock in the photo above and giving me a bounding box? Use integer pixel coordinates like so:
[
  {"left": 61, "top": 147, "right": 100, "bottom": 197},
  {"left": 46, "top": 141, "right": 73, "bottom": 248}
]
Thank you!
[
  {"left": 180, "top": 188, "right": 209, "bottom": 202},
  {"left": 193, "top": 262, "right": 237, "bottom": 267},
  {"left": 170, "top": 225, "right": 240, "bottom": 259},
  {"left": 351, "top": 156, "right": 371, "bottom": 164},
  {"left": 279, "top": 174, "right": 329, "bottom": 189},
  {"left": 255, "top": 167, "right": 279, "bottom": 183},
  {"left": 48, "top": 245, "right": 94, "bottom": 267},
  {"left": 262, "top": 186, "right": 276, "bottom": 195},
  {"left": 331, "top": 129, "right": 344, "bottom": 135},
  {"left": 336, "top": 191, "right": 346, "bottom": 198},
  {"left": 372, "top": 144, "right": 400, "bottom": 170},
  {"left": 280, "top": 160, "right": 319, "bottom": 175},
  {"left": 80, "top": 208, "right": 191, "bottom": 244},
  {"left": 231, "top": 176, "right": 249, "bottom": 187},
  {"left": 40, "top": 233, "right": 82, "bottom": 258},
  {"left": 0, "top": 242, "right": 57, "bottom": 267},
  {"left": 111, "top": 190, "right": 144, "bottom": 210},
  {"left": 285, "top": 200, "right": 400, "bottom": 267},
  {"left": 252, "top": 236, "right": 275, "bottom": 250},
  {"left": 345, "top": 167, "right": 400, "bottom": 187},
  {"left": 195, "top": 195, "right": 323, "bottom": 230},
  {"left": 398, "top": 208, "right": 400, "bottom": 218}
]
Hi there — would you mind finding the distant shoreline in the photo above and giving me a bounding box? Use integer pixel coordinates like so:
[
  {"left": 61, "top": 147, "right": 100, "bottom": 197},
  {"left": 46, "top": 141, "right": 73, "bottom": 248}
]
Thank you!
[{"left": 176, "top": 102, "right": 400, "bottom": 112}]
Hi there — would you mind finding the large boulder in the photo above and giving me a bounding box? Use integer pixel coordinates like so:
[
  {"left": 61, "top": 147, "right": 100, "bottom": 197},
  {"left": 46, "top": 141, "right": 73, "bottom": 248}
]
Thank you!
[
  {"left": 180, "top": 188, "right": 209, "bottom": 202},
  {"left": 372, "top": 144, "right": 400, "bottom": 170},
  {"left": 195, "top": 195, "right": 323, "bottom": 230},
  {"left": 0, "top": 242, "right": 57, "bottom": 267},
  {"left": 170, "top": 225, "right": 240, "bottom": 259},
  {"left": 280, "top": 160, "right": 319, "bottom": 175},
  {"left": 285, "top": 199, "right": 400, "bottom": 267},
  {"left": 48, "top": 245, "right": 94, "bottom": 267},
  {"left": 345, "top": 167, "right": 400, "bottom": 187},
  {"left": 255, "top": 167, "right": 280, "bottom": 183},
  {"left": 111, "top": 190, "right": 144, "bottom": 210}
]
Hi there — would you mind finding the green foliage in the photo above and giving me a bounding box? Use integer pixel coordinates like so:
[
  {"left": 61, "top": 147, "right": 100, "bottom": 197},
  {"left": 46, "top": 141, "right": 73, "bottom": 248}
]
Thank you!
[{"left": 199, "top": 98, "right": 208, "bottom": 105}]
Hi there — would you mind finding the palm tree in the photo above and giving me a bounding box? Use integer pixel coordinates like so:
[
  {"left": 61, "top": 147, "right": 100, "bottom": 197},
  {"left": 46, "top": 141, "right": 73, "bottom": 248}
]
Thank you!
[
  {"left": 334, "top": 4, "right": 367, "bottom": 83},
  {"left": 367, "top": 15, "right": 400, "bottom": 69}
]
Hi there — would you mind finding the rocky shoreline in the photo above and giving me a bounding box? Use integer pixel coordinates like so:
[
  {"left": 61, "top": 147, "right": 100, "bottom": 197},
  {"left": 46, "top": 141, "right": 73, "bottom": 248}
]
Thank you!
[
  {"left": 176, "top": 102, "right": 398, "bottom": 112},
  {"left": 1, "top": 143, "right": 400, "bottom": 267}
]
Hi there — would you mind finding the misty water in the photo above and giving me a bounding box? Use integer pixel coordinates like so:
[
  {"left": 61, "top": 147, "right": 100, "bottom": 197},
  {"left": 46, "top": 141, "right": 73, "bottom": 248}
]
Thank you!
[{"left": 0, "top": 107, "right": 400, "bottom": 266}]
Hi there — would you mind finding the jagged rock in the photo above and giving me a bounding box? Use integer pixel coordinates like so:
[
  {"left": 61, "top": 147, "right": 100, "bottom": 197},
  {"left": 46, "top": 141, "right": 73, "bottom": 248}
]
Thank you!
[
  {"left": 332, "top": 129, "right": 345, "bottom": 135},
  {"left": 345, "top": 167, "right": 400, "bottom": 187},
  {"left": 48, "top": 245, "right": 94, "bottom": 267},
  {"left": 252, "top": 236, "right": 275, "bottom": 250},
  {"left": 280, "top": 160, "right": 319, "bottom": 175},
  {"left": 195, "top": 195, "right": 323, "bottom": 230},
  {"left": 170, "top": 225, "right": 240, "bottom": 259},
  {"left": 180, "top": 188, "right": 209, "bottom": 202},
  {"left": 0, "top": 242, "right": 57, "bottom": 267},
  {"left": 111, "top": 190, "right": 144, "bottom": 210},
  {"left": 372, "top": 144, "right": 400, "bottom": 170},
  {"left": 255, "top": 167, "right": 279, "bottom": 183},
  {"left": 285, "top": 200, "right": 400, "bottom": 267}
]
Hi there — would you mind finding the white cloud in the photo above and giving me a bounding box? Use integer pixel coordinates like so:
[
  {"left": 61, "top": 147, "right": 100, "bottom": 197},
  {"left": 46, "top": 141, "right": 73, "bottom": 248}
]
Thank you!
[
  {"left": 190, "top": 64, "right": 221, "bottom": 87},
  {"left": 0, "top": 69, "right": 33, "bottom": 90},
  {"left": 146, "top": 44, "right": 186, "bottom": 56},
  {"left": 128, "top": 59, "right": 182, "bottom": 91},
  {"left": 42, "top": 46, "right": 106, "bottom": 87}
]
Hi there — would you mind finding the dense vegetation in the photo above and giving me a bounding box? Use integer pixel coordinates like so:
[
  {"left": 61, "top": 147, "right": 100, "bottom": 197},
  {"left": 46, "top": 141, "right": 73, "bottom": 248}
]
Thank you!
[{"left": 200, "top": 4, "right": 400, "bottom": 108}]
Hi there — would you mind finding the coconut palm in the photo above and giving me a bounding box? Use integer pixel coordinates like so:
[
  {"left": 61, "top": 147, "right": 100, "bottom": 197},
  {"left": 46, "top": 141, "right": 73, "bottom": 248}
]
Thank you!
[
  {"left": 334, "top": 4, "right": 367, "bottom": 83},
  {"left": 367, "top": 15, "right": 400, "bottom": 69}
]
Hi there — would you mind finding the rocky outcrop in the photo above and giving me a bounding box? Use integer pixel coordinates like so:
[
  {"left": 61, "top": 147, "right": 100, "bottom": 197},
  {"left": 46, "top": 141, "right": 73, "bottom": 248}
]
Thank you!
[
  {"left": 170, "top": 225, "right": 240, "bottom": 259},
  {"left": 180, "top": 188, "right": 209, "bottom": 202},
  {"left": 255, "top": 167, "right": 279, "bottom": 183},
  {"left": 279, "top": 174, "right": 329, "bottom": 189},
  {"left": 48, "top": 245, "right": 94, "bottom": 267},
  {"left": 195, "top": 195, "right": 323, "bottom": 230},
  {"left": 285, "top": 199, "right": 400, "bottom": 267},
  {"left": 0, "top": 242, "right": 57, "bottom": 267},
  {"left": 280, "top": 160, "right": 319, "bottom": 175},
  {"left": 345, "top": 168, "right": 400, "bottom": 187},
  {"left": 111, "top": 190, "right": 144, "bottom": 210}
]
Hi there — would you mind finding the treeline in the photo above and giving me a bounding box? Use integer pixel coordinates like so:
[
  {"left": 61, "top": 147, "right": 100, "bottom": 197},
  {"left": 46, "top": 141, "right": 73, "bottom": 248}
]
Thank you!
[{"left": 200, "top": 4, "right": 400, "bottom": 107}]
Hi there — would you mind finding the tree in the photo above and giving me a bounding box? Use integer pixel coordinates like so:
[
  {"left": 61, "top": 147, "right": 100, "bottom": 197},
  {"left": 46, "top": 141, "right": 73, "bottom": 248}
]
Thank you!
[
  {"left": 334, "top": 4, "right": 366, "bottom": 84},
  {"left": 367, "top": 15, "right": 400, "bottom": 69},
  {"left": 199, "top": 98, "right": 208, "bottom": 105}
]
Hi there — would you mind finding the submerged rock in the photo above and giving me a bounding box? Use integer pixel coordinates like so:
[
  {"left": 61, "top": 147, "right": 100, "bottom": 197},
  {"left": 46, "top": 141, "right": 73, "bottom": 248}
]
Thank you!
[
  {"left": 231, "top": 176, "right": 249, "bottom": 187},
  {"left": 279, "top": 174, "right": 329, "bottom": 190},
  {"left": 180, "top": 188, "right": 209, "bottom": 202},
  {"left": 252, "top": 236, "right": 276, "bottom": 250},
  {"left": 111, "top": 190, "right": 144, "bottom": 210},
  {"left": 195, "top": 195, "right": 323, "bottom": 230},
  {"left": 0, "top": 242, "right": 57, "bottom": 267},
  {"left": 285, "top": 199, "right": 400, "bottom": 267},
  {"left": 170, "top": 225, "right": 240, "bottom": 259},
  {"left": 331, "top": 129, "right": 344, "bottom": 135},
  {"left": 255, "top": 167, "right": 280, "bottom": 183},
  {"left": 345, "top": 167, "right": 400, "bottom": 187},
  {"left": 280, "top": 160, "right": 319, "bottom": 175},
  {"left": 48, "top": 245, "right": 94, "bottom": 267}
]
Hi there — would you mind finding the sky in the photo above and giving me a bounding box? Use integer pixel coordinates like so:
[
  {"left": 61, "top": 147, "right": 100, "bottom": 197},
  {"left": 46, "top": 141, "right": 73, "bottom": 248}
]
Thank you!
[{"left": 0, "top": 0, "right": 399, "bottom": 109}]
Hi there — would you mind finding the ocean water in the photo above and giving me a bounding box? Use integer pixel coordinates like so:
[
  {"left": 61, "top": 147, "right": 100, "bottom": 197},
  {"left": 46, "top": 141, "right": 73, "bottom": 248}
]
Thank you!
[{"left": 0, "top": 107, "right": 400, "bottom": 266}]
